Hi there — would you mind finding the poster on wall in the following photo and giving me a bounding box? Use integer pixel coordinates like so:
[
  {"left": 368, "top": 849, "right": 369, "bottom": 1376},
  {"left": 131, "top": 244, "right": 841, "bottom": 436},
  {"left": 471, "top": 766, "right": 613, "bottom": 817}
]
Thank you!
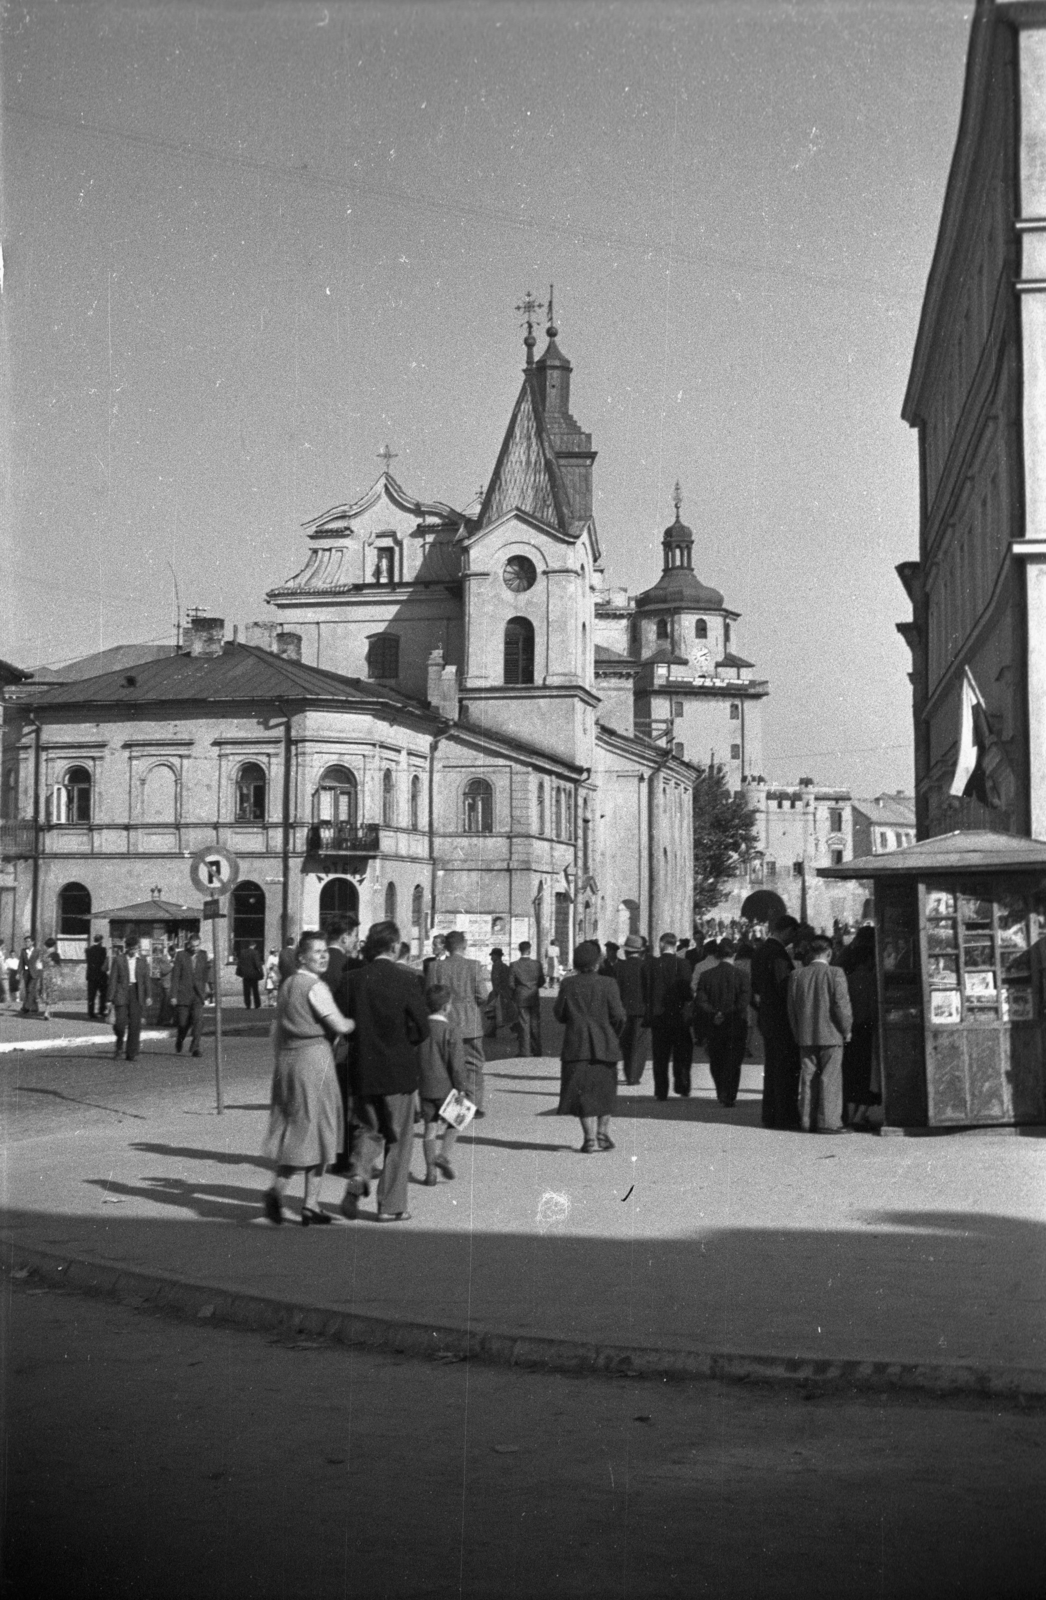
[
  {"left": 929, "top": 988, "right": 961, "bottom": 1025},
  {"left": 437, "top": 912, "right": 533, "bottom": 954}
]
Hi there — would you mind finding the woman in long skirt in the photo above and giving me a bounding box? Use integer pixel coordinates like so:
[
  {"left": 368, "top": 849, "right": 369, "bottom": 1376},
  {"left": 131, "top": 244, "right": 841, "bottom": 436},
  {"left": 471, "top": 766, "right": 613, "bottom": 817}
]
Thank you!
[
  {"left": 554, "top": 940, "right": 626, "bottom": 1153},
  {"left": 262, "top": 930, "right": 355, "bottom": 1225}
]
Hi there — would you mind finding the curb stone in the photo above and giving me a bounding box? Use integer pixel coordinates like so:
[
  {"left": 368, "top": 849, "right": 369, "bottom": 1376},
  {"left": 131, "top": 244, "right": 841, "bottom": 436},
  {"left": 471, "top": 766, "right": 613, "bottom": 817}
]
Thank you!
[{"left": 4, "top": 1241, "right": 1045, "bottom": 1401}]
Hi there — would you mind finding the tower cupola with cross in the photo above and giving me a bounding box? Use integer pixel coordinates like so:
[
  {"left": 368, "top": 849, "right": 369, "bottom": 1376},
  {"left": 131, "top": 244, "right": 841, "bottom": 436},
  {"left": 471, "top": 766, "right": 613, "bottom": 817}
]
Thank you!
[{"left": 532, "top": 290, "right": 597, "bottom": 521}]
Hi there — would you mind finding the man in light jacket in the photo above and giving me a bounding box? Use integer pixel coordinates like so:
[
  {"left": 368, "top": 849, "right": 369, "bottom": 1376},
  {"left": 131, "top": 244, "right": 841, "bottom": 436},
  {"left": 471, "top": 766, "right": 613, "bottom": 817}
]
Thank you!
[
  {"left": 441, "top": 930, "right": 490, "bottom": 1113},
  {"left": 787, "top": 935, "right": 853, "bottom": 1133}
]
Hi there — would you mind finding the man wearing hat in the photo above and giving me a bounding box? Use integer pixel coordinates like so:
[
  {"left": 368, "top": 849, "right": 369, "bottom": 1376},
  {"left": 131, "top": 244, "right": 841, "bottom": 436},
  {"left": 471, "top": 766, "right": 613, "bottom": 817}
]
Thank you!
[
  {"left": 616, "top": 934, "right": 651, "bottom": 1086},
  {"left": 643, "top": 932, "right": 694, "bottom": 1098},
  {"left": 509, "top": 940, "right": 544, "bottom": 1055}
]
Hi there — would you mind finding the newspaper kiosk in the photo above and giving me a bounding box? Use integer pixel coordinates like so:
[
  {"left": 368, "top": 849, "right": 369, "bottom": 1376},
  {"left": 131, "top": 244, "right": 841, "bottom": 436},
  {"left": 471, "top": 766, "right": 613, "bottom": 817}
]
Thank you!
[{"left": 819, "top": 831, "right": 1046, "bottom": 1130}]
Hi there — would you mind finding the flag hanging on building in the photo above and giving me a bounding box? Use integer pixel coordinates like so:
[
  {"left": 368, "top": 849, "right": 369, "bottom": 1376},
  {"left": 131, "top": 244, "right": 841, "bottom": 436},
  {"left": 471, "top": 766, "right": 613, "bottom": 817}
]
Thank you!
[{"left": 949, "top": 667, "right": 999, "bottom": 807}]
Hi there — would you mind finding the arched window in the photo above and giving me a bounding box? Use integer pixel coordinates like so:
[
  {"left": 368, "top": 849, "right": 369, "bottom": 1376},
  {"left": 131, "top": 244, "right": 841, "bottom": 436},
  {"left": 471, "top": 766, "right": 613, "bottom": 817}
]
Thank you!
[
  {"left": 565, "top": 791, "right": 574, "bottom": 842},
  {"left": 382, "top": 768, "right": 395, "bottom": 826},
  {"left": 367, "top": 634, "right": 400, "bottom": 680},
  {"left": 724, "top": 622, "right": 732, "bottom": 647},
  {"left": 142, "top": 763, "right": 177, "bottom": 822},
  {"left": 231, "top": 881, "right": 266, "bottom": 955},
  {"left": 235, "top": 762, "right": 266, "bottom": 822},
  {"left": 319, "top": 877, "right": 358, "bottom": 931},
  {"left": 411, "top": 884, "right": 424, "bottom": 949},
  {"left": 656, "top": 618, "right": 669, "bottom": 641},
  {"left": 57, "top": 881, "right": 91, "bottom": 938},
  {"left": 581, "top": 621, "right": 587, "bottom": 675},
  {"left": 410, "top": 774, "right": 421, "bottom": 831},
  {"left": 504, "top": 617, "right": 535, "bottom": 685},
  {"left": 64, "top": 766, "right": 92, "bottom": 824},
  {"left": 553, "top": 786, "right": 563, "bottom": 839},
  {"left": 384, "top": 881, "right": 397, "bottom": 921},
  {"left": 464, "top": 777, "right": 493, "bottom": 834},
  {"left": 695, "top": 618, "right": 708, "bottom": 640},
  {"left": 536, "top": 780, "right": 546, "bottom": 835},
  {"left": 315, "top": 766, "right": 357, "bottom": 829},
  {"left": 582, "top": 797, "right": 591, "bottom": 875}
]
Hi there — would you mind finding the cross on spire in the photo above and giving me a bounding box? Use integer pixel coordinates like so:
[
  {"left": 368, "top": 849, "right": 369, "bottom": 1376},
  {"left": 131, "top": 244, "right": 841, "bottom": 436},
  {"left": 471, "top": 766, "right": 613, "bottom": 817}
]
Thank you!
[
  {"left": 515, "top": 290, "right": 545, "bottom": 367},
  {"left": 377, "top": 443, "right": 398, "bottom": 471}
]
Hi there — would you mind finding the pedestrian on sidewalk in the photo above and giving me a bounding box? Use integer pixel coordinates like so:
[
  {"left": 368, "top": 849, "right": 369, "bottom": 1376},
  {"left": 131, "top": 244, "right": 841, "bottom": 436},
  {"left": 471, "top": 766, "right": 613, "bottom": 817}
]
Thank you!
[
  {"left": 277, "top": 936, "right": 298, "bottom": 982},
  {"left": 417, "top": 982, "right": 466, "bottom": 1185},
  {"left": 751, "top": 915, "right": 802, "bottom": 1129},
  {"left": 334, "top": 919, "right": 430, "bottom": 1223},
  {"left": 483, "top": 947, "right": 514, "bottom": 1039},
  {"left": 644, "top": 933, "right": 694, "bottom": 1099},
  {"left": 152, "top": 941, "right": 174, "bottom": 1025},
  {"left": 554, "top": 940, "right": 625, "bottom": 1151},
  {"left": 236, "top": 942, "right": 265, "bottom": 1009},
  {"left": 38, "top": 938, "right": 60, "bottom": 1021},
  {"left": 694, "top": 939, "right": 750, "bottom": 1107},
  {"left": 107, "top": 934, "right": 150, "bottom": 1061},
  {"left": 264, "top": 949, "right": 280, "bottom": 1005},
  {"left": 0, "top": 939, "right": 7, "bottom": 1008},
  {"left": 323, "top": 917, "right": 364, "bottom": 1177},
  {"left": 171, "top": 934, "right": 210, "bottom": 1057},
  {"left": 441, "top": 930, "right": 490, "bottom": 1115},
  {"left": 262, "top": 930, "right": 355, "bottom": 1226},
  {"left": 18, "top": 936, "right": 42, "bottom": 1015},
  {"left": 85, "top": 934, "right": 108, "bottom": 1019},
  {"left": 615, "top": 934, "right": 650, "bottom": 1085},
  {"left": 841, "top": 927, "right": 880, "bottom": 1128},
  {"left": 787, "top": 934, "right": 853, "bottom": 1134},
  {"left": 421, "top": 933, "right": 446, "bottom": 984},
  {"left": 509, "top": 940, "right": 544, "bottom": 1055}
]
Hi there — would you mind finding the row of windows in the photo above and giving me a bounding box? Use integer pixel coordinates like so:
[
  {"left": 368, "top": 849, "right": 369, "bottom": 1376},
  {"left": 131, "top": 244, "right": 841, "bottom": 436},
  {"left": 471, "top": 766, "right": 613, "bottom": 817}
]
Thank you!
[
  {"left": 53, "top": 879, "right": 429, "bottom": 944},
  {"left": 48, "top": 763, "right": 579, "bottom": 841},
  {"left": 744, "top": 852, "right": 844, "bottom": 881}
]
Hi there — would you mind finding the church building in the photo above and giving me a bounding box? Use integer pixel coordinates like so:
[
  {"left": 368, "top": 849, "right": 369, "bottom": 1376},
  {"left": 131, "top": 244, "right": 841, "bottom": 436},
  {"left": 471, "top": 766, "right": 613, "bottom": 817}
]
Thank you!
[{"left": 1, "top": 305, "right": 698, "bottom": 965}]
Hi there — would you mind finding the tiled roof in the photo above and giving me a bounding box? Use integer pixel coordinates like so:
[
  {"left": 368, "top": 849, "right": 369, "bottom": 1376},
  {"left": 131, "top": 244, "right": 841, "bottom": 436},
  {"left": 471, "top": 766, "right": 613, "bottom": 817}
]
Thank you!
[
  {"left": 21, "top": 642, "right": 427, "bottom": 714},
  {"left": 477, "top": 373, "right": 579, "bottom": 537},
  {"left": 852, "top": 793, "right": 917, "bottom": 828},
  {"left": 30, "top": 642, "right": 176, "bottom": 683}
]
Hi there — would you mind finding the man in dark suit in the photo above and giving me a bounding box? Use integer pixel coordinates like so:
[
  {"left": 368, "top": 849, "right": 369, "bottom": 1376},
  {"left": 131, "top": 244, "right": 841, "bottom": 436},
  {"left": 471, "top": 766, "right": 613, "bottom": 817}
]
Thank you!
[
  {"left": 751, "top": 915, "right": 801, "bottom": 1128},
  {"left": 694, "top": 939, "right": 751, "bottom": 1108},
  {"left": 107, "top": 933, "right": 151, "bottom": 1061},
  {"left": 85, "top": 934, "right": 109, "bottom": 1019},
  {"left": 643, "top": 933, "right": 694, "bottom": 1099},
  {"left": 18, "top": 936, "right": 43, "bottom": 1015},
  {"left": 170, "top": 933, "right": 211, "bottom": 1056},
  {"left": 508, "top": 940, "right": 544, "bottom": 1055},
  {"left": 787, "top": 935, "right": 853, "bottom": 1133},
  {"left": 333, "top": 919, "right": 430, "bottom": 1222},
  {"left": 615, "top": 934, "right": 650, "bottom": 1085},
  {"left": 441, "top": 930, "right": 490, "bottom": 1113}
]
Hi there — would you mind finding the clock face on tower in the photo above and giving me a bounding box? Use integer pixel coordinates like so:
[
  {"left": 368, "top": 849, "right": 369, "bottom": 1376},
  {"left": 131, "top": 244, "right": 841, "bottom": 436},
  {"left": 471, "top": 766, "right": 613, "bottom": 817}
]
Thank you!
[{"left": 690, "top": 644, "right": 711, "bottom": 672}]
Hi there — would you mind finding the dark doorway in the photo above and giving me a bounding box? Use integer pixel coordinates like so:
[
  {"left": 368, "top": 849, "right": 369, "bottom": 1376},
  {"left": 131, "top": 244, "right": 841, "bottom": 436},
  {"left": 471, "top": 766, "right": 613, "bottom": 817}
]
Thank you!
[{"left": 319, "top": 878, "right": 359, "bottom": 933}]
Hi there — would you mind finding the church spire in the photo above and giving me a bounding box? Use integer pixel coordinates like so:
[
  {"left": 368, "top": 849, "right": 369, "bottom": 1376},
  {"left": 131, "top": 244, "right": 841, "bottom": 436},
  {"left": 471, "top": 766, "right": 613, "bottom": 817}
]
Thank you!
[
  {"left": 662, "top": 482, "right": 694, "bottom": 571},
  {"left": 515, "top": 290, "right": 544, "bottom": 369}
]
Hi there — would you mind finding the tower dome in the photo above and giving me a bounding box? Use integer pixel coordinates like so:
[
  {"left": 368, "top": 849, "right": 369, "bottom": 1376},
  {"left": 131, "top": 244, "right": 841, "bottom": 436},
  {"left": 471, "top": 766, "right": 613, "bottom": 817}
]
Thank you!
[{"left": 635, "top": 483, "right": 724, "bottom": 610}]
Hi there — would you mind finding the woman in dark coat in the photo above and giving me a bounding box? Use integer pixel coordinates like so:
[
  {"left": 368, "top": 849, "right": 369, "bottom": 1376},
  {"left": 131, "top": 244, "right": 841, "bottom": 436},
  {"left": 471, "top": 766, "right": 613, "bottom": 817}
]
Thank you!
[
  {"left": 553, "top": 940, "right": 626, "bottom": 1153},
  {"left": 842, "top": 927, "right": 880, "bottom": 1126}
]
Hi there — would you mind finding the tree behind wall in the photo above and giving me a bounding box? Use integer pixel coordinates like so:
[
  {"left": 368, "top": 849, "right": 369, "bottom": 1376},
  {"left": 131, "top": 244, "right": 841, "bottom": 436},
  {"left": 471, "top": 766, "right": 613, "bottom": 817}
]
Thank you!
[{"left": 692, "top": 763, "right": 757, "bottom": 918}]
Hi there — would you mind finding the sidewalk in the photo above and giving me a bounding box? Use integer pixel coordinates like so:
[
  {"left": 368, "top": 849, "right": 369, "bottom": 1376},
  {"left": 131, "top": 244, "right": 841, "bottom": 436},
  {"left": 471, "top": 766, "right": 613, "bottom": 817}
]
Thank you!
[
  {"left": 3, "top": 1038, "right": 1045, "bottom": 1396},
  {"left": 0, "top": 1004, "right": 271, "bottom": 1052}
]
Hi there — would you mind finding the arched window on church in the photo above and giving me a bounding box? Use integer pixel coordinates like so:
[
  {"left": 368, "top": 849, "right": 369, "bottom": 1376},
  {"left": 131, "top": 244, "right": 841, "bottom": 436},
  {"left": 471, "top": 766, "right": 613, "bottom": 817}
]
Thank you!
[
  {"left": 724, "top": 622, "right": 732, "bottom": 648},
  {"left": 695, "top": 618, "right": 708, "bottom": 640},
  {"left": 463, "top": 777, "right": 493, "bottom": 834},
  {"left": 410, "top": 774, "right": 421, "bottom": 831},
  {"left": 536, "top": 780, "right": 546, "bottom": 836},
  {"left": 656, "top": 618, "right": 669, "bottom": 642},
  {"left": 504, "top": 617, "right": 535, "bottom": 685},
  {"left": 382, "top": 768, "right": 395, "bottom": 826}
]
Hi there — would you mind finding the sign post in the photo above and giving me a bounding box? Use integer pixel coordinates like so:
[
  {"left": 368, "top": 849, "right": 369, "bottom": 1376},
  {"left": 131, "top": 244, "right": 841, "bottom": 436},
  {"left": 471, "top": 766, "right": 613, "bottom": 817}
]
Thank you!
[{"left": 190, "top": 848, "right": 240, "bottom": 1116}]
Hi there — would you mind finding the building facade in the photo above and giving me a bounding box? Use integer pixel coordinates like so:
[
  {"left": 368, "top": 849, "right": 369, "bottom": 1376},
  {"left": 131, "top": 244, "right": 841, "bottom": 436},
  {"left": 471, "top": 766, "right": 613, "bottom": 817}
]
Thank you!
[
  {"left": 899, "top": 0, "right": 1046, "bottom": 840},
  {"left": 1, "top": 312, "right": 696, "bottom": 964}
]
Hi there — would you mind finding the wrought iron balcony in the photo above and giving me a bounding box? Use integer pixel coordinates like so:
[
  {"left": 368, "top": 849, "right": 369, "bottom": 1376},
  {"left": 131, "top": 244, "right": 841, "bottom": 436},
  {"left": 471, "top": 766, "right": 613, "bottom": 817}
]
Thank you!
[
  {"left": 306, "top": 821, "right": 380, "bottom": 856},
  {"left": 0, "top": 820, "right": 36, "bottom": 859}
]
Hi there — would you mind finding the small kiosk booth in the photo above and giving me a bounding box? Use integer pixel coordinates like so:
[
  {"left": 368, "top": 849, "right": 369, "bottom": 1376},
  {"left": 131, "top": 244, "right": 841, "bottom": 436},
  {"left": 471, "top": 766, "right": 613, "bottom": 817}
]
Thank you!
[
  {"left": 819, "top": 831, "right": 1046, "bottom": 1130},
  {"left": 91, "top": 898, "right": 201, "bottom": 952}
]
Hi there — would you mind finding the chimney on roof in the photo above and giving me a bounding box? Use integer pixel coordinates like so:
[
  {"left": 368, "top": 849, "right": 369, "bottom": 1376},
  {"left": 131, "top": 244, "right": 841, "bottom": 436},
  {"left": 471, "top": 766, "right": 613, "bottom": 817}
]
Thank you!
[
  {"left": 189, "top": 617, "right": 224, "bottom": 657},
  {"left": 245, "top": 621, "right": 278, "bottom": 652},
  {"left": 275, "top": 631, "right": 302, "bottom": 663},
  {"left": 426, "top": 647, "right": 458, "bottom": 722}
]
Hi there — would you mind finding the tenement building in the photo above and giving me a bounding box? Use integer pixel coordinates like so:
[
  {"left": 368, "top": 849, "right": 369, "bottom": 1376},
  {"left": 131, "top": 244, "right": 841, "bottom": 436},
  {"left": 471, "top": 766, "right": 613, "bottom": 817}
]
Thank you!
[
  {"left": 899, "top": 0, "right": 1046, "bottom": 839},
  {"left": 1, "top": 310, "right": 697, "bottom": 963}
]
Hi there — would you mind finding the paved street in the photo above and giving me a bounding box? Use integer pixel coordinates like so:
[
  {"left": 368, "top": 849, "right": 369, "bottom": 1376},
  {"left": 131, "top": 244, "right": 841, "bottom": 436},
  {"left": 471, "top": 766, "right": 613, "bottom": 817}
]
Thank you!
[
  {"left": 4, "top": 1276, "right": 1044, "bottom": 1600},
  {"left": 2, "top": 1015, "right": 1045, "bottom": 1385}
]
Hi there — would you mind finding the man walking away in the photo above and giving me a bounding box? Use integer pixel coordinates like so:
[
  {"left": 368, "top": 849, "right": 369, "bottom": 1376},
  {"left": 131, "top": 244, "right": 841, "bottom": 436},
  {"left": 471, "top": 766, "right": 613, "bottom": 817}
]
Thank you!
[
  {"left": 694, "top": 939, "right": 750, "bottom": 1107},
  {"left": 787, "top": 935, "right": 853, "bottom": 1134},
  {"left": 324, "top": 917, "right": 364, "bottom": 1176},
  {"left": 615, "top": 934, "right": 650, "bottom": 1086},
  {"left": 18, "top": 936, "right": 42, "bottom": 1015},
  {"left": 441, "top": 930, "right": 490, "bottom": 1112},
  {"left": 171, "top": 933, "right": 211, "bottom": 1057},
  {"left": 508, "top": 940, "right": 544, "bottom": 1055},
  {"left": 643, "top": 933, "right": 694, "bottom": 1099},
  {"left": 751, "top": 915, "right": 802, "bottom": 1129},
  {"left": 335, "top": 920, "right": 430, "bottom": 1222},
  {"left": 107, "top": 933, "right": 150, "bottom": 1061},
  {"left": 236, "top": 942, "right": 265, "bottom": 1008},
  {"left": 85, "top": 934, "right": 109, "bottom": 1019}
]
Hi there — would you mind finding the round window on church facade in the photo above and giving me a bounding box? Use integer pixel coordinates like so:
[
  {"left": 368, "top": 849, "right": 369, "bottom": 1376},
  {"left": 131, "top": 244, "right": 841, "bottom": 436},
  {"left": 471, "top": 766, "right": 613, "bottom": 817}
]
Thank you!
[{"left": 503, "top": 555, "right": 537, "bottom": 593}]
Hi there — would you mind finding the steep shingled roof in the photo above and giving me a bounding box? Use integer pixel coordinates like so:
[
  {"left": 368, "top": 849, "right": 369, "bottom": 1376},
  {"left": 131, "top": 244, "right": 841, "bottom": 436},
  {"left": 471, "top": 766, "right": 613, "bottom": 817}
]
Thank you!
[{"left": 475, "top": 372, "right": 581, "bottom": 538}]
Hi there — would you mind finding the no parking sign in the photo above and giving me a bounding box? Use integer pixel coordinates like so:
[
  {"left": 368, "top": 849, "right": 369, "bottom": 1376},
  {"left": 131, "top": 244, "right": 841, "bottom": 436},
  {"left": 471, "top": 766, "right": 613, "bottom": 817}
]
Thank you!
[{"left": 189, "top": 847, "right": 240, "bottom": 899}]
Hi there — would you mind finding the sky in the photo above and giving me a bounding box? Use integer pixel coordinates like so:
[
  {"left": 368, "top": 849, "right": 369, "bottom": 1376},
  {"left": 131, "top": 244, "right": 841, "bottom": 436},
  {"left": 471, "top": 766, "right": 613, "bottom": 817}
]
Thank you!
[{"left": 1, "top": 0, "right": 974, "bottom": 795}]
